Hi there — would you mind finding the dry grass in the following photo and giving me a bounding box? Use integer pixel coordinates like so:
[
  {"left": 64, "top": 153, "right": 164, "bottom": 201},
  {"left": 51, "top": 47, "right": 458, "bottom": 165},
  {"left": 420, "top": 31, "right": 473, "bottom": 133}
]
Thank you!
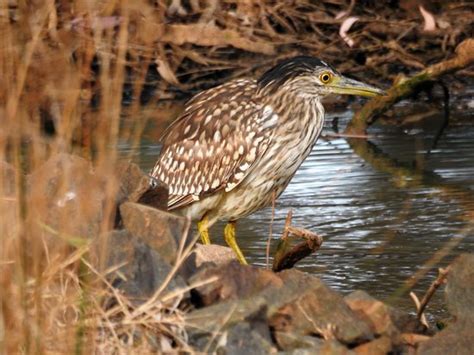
[{"left": 0, "top": 1, "right": 192, "bottom": 352}]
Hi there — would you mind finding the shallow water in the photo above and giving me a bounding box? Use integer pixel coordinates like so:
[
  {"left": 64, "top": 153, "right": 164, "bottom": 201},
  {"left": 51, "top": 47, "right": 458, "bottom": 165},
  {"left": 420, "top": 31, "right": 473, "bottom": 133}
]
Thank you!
[{"left": 124, "top": 110, "right": 474, "bottom": 320}]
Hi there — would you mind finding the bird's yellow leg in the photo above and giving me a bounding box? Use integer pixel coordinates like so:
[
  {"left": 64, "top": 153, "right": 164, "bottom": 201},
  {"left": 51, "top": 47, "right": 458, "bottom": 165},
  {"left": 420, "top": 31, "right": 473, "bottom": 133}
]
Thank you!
[
  {"left": 224, "top": 221, "right": 248, "bottom": 265},
  {"left": 197, "top": 215, "right": 211, "bottom": 245}
]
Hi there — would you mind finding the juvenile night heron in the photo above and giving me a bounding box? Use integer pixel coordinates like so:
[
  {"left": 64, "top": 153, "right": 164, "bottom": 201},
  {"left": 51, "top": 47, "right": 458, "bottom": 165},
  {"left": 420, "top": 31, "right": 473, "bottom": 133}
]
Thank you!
[{"left": 151, "top": 56, "right": 384, "bottom": 264}]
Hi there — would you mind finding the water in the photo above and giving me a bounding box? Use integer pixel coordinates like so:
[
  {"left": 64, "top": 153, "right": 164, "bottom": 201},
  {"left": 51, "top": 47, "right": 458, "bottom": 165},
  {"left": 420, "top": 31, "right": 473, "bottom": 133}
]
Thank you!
[{"left": 125, "top": 109, "right": 474, "bottom": 321}]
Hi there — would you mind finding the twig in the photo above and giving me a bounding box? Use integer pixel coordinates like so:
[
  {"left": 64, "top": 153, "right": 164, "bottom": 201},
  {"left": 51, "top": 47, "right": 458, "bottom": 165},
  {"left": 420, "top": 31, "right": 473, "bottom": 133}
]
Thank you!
[
  {"left": 409, "top": 292, "right": 429, "bottom": 329},
  {"left": 282, "top": 209, "right": 293, "bottom": 240},
  {"left": 416, "top": 266, "right": 451, "bottom": 319}
]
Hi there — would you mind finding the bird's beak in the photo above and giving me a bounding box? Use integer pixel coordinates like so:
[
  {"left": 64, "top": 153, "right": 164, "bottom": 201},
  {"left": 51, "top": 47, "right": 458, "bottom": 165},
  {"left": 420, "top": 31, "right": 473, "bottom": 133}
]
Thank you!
[{"left": 330, "top": 76, "right": 386, "bottom": 97}]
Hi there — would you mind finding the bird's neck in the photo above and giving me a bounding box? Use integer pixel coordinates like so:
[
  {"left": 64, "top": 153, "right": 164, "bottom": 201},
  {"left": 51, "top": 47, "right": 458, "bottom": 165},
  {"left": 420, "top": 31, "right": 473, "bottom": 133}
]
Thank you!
[
  {"left": 255, "top": 85, "right": 326, "bottom": 182},
  {"left": 259, "top": 86, "right": 325, "bottom": 133}
]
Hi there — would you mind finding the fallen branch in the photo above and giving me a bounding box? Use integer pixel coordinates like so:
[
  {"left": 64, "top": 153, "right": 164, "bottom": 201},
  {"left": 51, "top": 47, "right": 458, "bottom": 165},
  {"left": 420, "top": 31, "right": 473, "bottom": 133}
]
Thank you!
[
  {"left": 272, "top": 211, "right": 323, "bottom": 272},
  {"left": 409, "top": 292, "right": 429, "bottom": 329},
  {"left": 416, "top": 266, "right": 451, "bottom": 320},
  {"left": 409, "top": 265, "right": 451, "bottom": 330},
  {"left": 345, "top": 38, "right": 474, "bottom": 134}
]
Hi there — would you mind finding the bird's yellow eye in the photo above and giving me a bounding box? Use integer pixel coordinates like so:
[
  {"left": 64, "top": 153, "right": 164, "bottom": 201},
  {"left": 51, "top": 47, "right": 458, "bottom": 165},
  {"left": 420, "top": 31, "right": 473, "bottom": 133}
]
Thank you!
[{"left": 320, "top": 72, "right": 332, "bottom": 84}]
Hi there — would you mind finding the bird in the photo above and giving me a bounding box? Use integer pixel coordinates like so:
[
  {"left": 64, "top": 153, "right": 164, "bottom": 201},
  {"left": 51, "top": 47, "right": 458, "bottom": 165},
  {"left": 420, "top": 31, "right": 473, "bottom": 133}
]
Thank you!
[{"left": 151, "top": 56, "right": 384, "bottom": 264}]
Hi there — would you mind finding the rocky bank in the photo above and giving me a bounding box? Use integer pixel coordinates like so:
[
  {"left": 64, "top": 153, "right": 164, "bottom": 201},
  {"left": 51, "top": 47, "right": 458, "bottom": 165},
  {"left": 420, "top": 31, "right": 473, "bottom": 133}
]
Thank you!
[{"left": 3, "top": 154, "right": 473, "bottom": 354}]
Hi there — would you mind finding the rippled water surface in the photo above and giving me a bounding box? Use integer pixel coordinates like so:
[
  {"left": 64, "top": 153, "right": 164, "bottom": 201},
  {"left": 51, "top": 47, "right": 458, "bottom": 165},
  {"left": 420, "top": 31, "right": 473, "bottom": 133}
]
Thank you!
[{"left": 123, "top": 110, "right": 474, "bottom": 319}]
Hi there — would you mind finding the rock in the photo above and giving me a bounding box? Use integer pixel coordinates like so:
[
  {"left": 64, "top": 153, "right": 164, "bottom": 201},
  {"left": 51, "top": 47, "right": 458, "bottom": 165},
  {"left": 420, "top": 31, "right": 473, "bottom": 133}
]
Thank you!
[
  {"left": 186, "top": 268, "right": 372, "bottom": 345},
  {"left": 119, "top": 202, "right": 190, "bottom": 265},
  {"left": 267, "top": 270, "right": 373, "bottom": 345},
  {"left": 353, "top": 335, "right": 392, "bottom": 354},
  {"left": 445, "top": 254, "right": 474, "bottom": 322},
  {"left": 27, "top": 153, "right": 107, "bottom": 246},
  {"left": 92, "top": 229, "right": 187, "bottom": 306},
  {"left": 216, "top": 322, "right": 276, "bottom": 355},
  {"left": 137, "top": 185, "right": 169, "bottom": 211},
  {"left": 345, "top": 290, "right": 423, "bottom": 335},
  {"left": 190, "top": 261, "right": 282, "bottom": 307},
  {"left": 286, "top": 340, "right": 352, "bottom": 355},
  {"left": 273, "top": 331, "right": 326, "bottom": 350},
  {"left": 315, "top": 340, "right": 353, "bottom": 355},
  {"left": 193, "top": 244, "right": 237, "bottom": 268},
  {"left": 417, "top": 319, "right": 474, "bottom": 355},
  {"left": 188, "top": 302, "right": 275, "bottom": 353},
  {"left": 399, "top": 333, "right": 430, "bottom": 348},
  {"left": 115, "top": 160, "right": 168, "bottom": 212},
  {"left": 344, "top": 290, "right": 400, "bottom": 338},
  {"left": 115, "top": 161, "right": 152, "bottom": 204},
  {"left": 114, "top": 161, "right": 168, "bottom": 227},
  {"left": 185, "top": 296, "right": 268, "bottom": 335}
]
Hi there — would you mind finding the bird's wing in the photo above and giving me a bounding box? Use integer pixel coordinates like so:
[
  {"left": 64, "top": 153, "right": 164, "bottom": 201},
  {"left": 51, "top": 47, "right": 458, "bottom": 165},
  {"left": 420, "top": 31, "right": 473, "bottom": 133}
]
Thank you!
[{"left": 151, "top": 79, "right": 276, "bottom": 210}]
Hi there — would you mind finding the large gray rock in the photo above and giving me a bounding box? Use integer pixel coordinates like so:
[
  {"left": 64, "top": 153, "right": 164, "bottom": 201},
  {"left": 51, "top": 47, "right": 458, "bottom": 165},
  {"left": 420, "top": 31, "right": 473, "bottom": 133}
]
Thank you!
[
  {"left": 187, "top": 299, "right": 275, "bottom": 353},
  {"left": 186, "top": 267, "right": 372, "bottom": 345},
  {"left": 216, "top": 322, "right": 276, "bottom": 355},
  {"left": 273, "top": 331, "right": 326, "bottom": 350},
  {"left": 190, "top": 261, "right": 282, "bottom": 307},
  {"left": 92, "top": 229, "right": 187, "bottom": 306},
  {"left": 27, "top": 154, "right": 107, "bottom": 244},
  {"left": 119, "top": 202, "right": 190, "bottom": 265},
  {"left": 193, "top": 244, "right": 237, "bottom": 268},
  {"left": 185, "top": 295, "right": 268, "bottom": 334},
  {"left": 267, "top": 270, "right": 373, "bottom": 345}
]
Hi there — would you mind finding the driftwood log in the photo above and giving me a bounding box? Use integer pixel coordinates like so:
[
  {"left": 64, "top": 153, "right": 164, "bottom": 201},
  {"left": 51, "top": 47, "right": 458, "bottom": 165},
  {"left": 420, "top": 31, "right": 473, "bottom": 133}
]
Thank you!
[{"left": 272, "top": 211, "right": 323, "bottom": 272}]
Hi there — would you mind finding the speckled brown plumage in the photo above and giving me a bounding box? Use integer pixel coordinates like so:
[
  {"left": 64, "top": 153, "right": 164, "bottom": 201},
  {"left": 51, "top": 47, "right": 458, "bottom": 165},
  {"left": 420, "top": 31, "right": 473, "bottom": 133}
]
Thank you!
[
  {"left": 152, "top": 78, "right": 273, "bottom": 210},
  {"left": 150, "top": 56, "right": 384, "bottom": 264}
]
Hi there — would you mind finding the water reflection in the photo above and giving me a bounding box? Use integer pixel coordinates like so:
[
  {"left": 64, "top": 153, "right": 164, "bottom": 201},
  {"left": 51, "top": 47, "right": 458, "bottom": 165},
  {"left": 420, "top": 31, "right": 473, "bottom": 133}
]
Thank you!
[{"left": 130, "top": 111, "right": 474, "bottom": 319}]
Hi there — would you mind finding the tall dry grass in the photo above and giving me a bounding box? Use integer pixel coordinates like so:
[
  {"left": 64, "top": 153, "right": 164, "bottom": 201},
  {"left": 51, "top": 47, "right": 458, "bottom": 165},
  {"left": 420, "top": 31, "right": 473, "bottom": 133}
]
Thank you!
[{"left": 0, "top": 1, "right": 191, "bottom": 353}]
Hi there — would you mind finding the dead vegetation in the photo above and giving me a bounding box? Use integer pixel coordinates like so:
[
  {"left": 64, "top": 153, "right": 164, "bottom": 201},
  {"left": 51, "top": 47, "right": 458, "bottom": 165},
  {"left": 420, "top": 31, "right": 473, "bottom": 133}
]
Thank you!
[
  {"left": 3, "top": 1, "right": 473, "bottom": 124},
  {"left": 153, "top": 0, "right": 473, "bottom": 94}
]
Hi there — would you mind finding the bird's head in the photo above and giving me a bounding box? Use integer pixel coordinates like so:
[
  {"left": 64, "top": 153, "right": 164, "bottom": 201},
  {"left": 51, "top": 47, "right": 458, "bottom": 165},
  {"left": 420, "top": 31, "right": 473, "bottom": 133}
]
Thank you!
[{"left": 257, "top": 56, "right": 385, "bottom": 99}]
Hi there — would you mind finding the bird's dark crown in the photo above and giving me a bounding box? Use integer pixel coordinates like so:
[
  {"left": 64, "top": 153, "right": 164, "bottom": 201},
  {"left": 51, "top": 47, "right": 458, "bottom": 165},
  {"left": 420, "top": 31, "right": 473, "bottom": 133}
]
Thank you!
[{"left": 257, "top": 56, "right": 338, "bottom": 92}]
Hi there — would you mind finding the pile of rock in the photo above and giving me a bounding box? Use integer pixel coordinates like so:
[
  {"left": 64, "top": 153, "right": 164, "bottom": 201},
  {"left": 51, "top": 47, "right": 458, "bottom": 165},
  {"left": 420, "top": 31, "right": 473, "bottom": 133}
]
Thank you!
[
  {"left": 104, "top": 158, "right": 474, "bottom": 354},
  {"left": 109, "top": 200, "right": 474, "bottom": 354}
]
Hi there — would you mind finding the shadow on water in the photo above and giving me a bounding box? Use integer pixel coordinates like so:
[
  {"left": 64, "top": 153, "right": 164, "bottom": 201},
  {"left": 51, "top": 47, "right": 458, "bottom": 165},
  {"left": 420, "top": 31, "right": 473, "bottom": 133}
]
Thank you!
[{"left": 127, "top": 109, "right": 474, "bottom": 320}]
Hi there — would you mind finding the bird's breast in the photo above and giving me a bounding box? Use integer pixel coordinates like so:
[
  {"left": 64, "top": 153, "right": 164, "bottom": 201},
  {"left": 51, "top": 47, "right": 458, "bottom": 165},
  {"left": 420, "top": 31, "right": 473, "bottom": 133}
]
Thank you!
[{"left": 257, "top": 98, "right": 325, "bottom": 181}]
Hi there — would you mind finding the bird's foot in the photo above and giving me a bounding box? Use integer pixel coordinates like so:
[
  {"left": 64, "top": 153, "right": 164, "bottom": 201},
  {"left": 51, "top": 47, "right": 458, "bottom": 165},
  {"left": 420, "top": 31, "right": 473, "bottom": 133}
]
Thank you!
[
  {"left": 224, "top": 221, "right": 248, "bottom": 265},
  {"left": 197, "top": 216, "right": 211, "bottom": 245}
]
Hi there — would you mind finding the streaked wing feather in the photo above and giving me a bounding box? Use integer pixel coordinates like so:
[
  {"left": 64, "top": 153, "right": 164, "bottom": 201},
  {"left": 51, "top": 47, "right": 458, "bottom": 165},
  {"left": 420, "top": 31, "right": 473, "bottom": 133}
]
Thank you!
[{"left": 151, "top": 79, "right": 273, "bottom": 210}]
